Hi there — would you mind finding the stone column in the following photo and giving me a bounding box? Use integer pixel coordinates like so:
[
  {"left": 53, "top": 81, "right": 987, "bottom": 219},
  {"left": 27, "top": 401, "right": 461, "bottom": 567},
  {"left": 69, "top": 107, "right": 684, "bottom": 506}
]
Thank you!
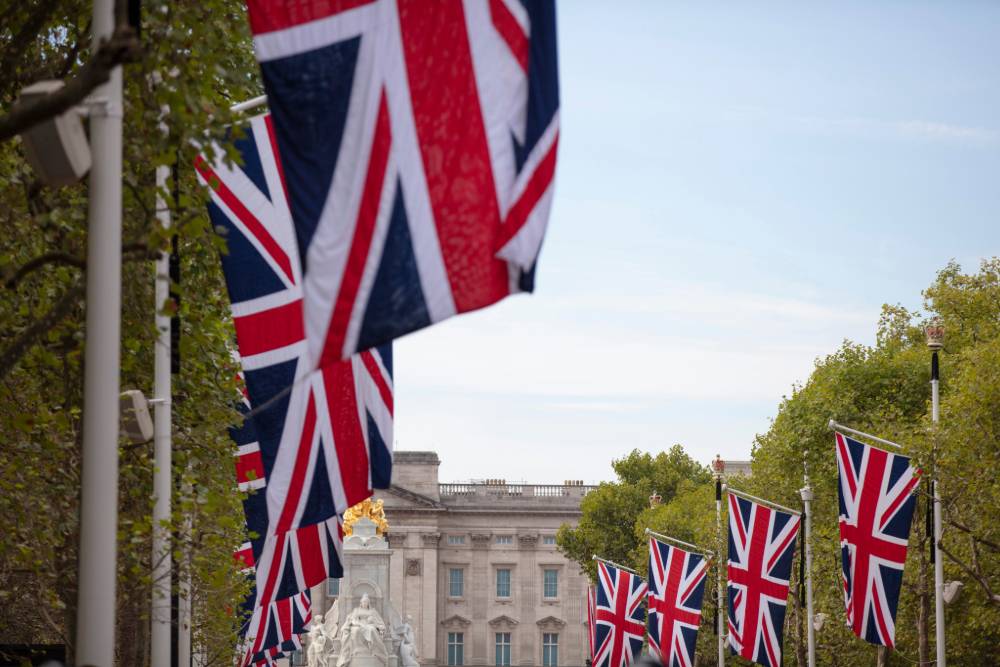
[
  {"left": 470, "top": 533, "right": 491, "bottom": 665},
  {"left": 421, "top": 532, "right": 441, "bottom": 665},
  {"left": 517, "top": 534, "right": 538, "bottom": 666}
]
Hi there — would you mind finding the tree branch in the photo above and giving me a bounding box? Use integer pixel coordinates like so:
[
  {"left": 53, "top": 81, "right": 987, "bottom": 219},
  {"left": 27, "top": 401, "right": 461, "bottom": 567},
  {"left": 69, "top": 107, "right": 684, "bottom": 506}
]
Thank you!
[
  {"left": 0, "top": 24, "right": 141, "bottom": 143},
  {"left": 0, "top": 282, "right": 85, "bottom": 381},
  {"left": 938, "top": 541, "right": 1000, "bottom": 606},
  {"left": 947, "top": 518, "right": 1000, "bottom": 553},
  {"left": 4, "top": 242, "right": 153, "bottom": 289},
  {"left": 4, "top": 252, "right": 86, "bottom": 289}
]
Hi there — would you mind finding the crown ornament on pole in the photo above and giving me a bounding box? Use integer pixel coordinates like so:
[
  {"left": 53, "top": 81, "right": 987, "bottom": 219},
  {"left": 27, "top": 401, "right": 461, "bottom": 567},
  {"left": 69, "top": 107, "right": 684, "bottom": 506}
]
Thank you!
[
  {"left": 712, "top": 455, "right": 725, "bottom": 477},
  {"left": 649, "top": 490, "right": 662, "bottom": 508},
  {"left": 925, "top": 318, "right": 945, "bottom": 351}
]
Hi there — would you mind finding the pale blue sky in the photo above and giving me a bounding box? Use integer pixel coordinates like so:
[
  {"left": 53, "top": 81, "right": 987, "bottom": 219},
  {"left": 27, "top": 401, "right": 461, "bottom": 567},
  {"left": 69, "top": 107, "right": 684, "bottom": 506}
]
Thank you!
[{"left": 394, "top": 1, "right": 1000, "bottom": 484}]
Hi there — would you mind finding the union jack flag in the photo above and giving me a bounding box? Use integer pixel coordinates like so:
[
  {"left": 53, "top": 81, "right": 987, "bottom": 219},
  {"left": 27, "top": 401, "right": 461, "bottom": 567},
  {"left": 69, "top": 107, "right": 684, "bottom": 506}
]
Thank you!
[
  {"left": 647, "top": 537, "right": 709, "bottom": 667},
  {"left": 198, "top": 113, "right": 395, "bottom": 538},
  {"left": 586, "top": 585, "right": 596, "bottom": 662},
  {"left": 835, "top": 432, "right": 920, "bottom": 647},
  {"left": 726, "top": 493, "right": 800, "bottom": 667},
  {"left": 232, "top": 406, "right": 343, "bottom": 664},
  {"left": 593, "top": 561, "right": 647, "bottom": 667},
  {"left": 244, "top": 0, "right": 560, "bottom": 366},
  {"left": 238, "top": 589, "right": 312, "bottom": 667}
]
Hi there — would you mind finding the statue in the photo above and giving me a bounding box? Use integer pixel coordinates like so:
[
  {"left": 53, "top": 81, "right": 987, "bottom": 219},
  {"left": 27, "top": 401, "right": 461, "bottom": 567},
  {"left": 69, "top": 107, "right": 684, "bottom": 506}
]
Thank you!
[
  {"left": 336, "top": 594, "right": 388, "bottom": 667},
  {"left": 343, "top": 498, "right": 389, "bottom": 536},
  {"left": 307, "top": 601, "right": 340, "bottom": 667},
  {"left": 397, "top": 615, "right": 419, "bottom": 667}
]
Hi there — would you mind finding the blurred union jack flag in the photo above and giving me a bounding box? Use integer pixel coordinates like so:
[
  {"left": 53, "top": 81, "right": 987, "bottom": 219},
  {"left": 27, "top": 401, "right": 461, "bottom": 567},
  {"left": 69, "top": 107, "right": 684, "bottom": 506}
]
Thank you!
[
  {"left": 647, "top": 537, "right": 709, "bottom": 667},
  {"left": 244, "top": 0, "right": 560, "bottom": 366},
  {"left": 232, "top": 404, "right": 342, "bottom": 665},
  {"left": 593, "top": 561, "right": 647, "bottom": 667},
  {"left": 835, "top": 432, "right": 920, "bottom": 647},
  {"left": 726, "top": 493, "right": 800, "bottom": 667},
  {"left": 197, "top": 113, "right": 394, "bottom": 537}
]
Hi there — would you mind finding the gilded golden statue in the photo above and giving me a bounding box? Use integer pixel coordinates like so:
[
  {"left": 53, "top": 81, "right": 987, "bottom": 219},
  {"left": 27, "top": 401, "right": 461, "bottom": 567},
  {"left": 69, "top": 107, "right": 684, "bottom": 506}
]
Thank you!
[{"left": 342, "top": 497, "right": 389, "bottom": 536}]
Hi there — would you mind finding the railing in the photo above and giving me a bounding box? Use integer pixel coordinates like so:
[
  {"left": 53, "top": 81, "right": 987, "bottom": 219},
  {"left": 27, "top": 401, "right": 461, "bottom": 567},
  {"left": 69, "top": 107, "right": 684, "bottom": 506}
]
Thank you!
[{"left": 439, "top": 483, "right": 597, "bottom": 498}]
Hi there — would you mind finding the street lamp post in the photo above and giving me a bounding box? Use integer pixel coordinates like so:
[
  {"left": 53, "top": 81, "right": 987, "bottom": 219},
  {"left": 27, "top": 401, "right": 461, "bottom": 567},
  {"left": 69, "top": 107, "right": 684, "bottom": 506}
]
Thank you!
[
  {"left": 925, "top": 320, "right": 946, "bottom": 667},
  {"left": 800, "top": 459, "right": 815, "bottom": 667},
  {"left": 712, "top": 455, "right": 726, "bottom": 666},
  {"left": 75, "top": 0, "right": 123, "bottom": 664}
]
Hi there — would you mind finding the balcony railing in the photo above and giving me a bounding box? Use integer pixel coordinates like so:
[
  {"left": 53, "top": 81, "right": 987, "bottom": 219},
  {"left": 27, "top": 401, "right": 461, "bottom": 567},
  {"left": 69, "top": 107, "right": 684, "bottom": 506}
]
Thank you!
[{"left": 439, "top": 482, "right": 596, "bottom": 499}]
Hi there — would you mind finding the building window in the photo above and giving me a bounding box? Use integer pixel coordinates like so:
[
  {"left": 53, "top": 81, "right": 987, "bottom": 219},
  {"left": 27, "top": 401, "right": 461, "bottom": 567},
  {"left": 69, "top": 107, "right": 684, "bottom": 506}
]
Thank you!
[
  {"left": 449, "top": 568, "right": 464, "bottom": 597},
  {"left": 542, "top": 633, "right": 558, "bottom": 667},
  {"left": 543, "top": 535, "right": 556, "bottom": 545},
  {"left": 496, "top": 568, "right": 511, "bottom": 598},
  {"left": 448, "top": 535, "right": 466, "bottom": 545},
  {"left": 448, "top": 632, "right": 464, "bottom": 666},
  {"left": 495, "top": 632, "right": 511, "bottom": 666},
  {"left": 291, "top": 649, "right": 306, "bottom": 666},
  {"left": 327, "top": 578, "right": 340, "bottom": 598},
  {"left": 543, "top": 569, "right": 558, "bottom": 598},
  {"left": 495, "top": 535, "right": 513, "bottom": 545}
]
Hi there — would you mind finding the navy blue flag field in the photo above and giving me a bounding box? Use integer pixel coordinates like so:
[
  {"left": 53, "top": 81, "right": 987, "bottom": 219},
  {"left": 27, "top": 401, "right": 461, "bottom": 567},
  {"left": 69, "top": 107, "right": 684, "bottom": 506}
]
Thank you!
[
  {"left": 726, "top": 493, "right": 800, "bottom": 667},
  {"left": 647, "top": 537, "right": 709, "bottom": 667},
  {"left": 242, "top": 0, "right": 561, "bottom": 366},
  {"left": 197, "top": 114, "right": 394, "bottom": 540},
  {"left": 593, "top": 561, "right": 647, "bottom": 667},
  {"left": 835, "top": 432, "right": 920, "bottom": 648}
]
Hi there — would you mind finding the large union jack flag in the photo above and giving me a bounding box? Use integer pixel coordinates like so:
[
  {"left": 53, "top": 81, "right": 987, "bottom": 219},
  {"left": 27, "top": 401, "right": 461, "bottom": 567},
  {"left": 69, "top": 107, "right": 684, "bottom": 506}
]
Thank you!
[
  {"left": 835, "top": 432, "right": 920, "bottom": 647},
  {"left": 726, "top": 493, "right": 800, "bottom": 667},
  {"left": 647, "top": 537, "right": 709, "bottom": 667},
  {"left": 243, "top": 0, "right": 560, "bottom": 366},
  {"left": 593, "top": 561, "right": 647, "bottom": 667},
  {"left": 197, "top": 113, "right": 395, "bottom": 538}
]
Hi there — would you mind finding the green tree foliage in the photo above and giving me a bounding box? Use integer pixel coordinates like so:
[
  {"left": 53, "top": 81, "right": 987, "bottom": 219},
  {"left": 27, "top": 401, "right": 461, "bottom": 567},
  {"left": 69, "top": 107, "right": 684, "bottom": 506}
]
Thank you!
[
  {"left": 0, "top": 1, "right": 263, "bottom": 663},
  {"left": 559, "top": 261, "right": 1000, "bottom": 666},
  {"left": 557, "top": 447, "right": 711, "bottom": 579}
]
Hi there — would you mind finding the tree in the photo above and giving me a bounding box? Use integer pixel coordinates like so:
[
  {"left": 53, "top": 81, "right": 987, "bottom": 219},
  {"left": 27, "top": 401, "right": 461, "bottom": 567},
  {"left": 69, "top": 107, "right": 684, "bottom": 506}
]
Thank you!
[{"left": 0, "top": 1, "right": 264, "bottom": 663}]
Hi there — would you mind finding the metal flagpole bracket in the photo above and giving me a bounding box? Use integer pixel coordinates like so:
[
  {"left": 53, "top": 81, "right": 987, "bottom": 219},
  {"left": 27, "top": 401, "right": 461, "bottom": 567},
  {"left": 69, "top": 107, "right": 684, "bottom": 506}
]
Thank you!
[
  {"left": 645, "top": 528, "right": 715, "bottom": 557},
  {"left": 230, "top": 95, "right": 268, "bottom": 113},
  {"left": 726, "top": 487, "right": 802, "bottom": 516},
  {"left": 828, "top": 420, "right": 903, "bottom": 450},
  {"left": 592, "top": 554, "right": 639, "bottom": 575}
]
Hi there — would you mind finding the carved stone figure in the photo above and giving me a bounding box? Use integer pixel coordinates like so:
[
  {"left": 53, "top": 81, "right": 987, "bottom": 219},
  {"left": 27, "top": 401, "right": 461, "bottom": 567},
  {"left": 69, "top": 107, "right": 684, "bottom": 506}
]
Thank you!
[
  {"left": 307, "top": 613, "right": 329, "bottom": 667},
  {"left": 307, "top": 600, "right": 340, "bottom": 667},
  {"left": 398, "top": 615, "right": 419, "bottom": 667},
  {"left": 336, "top": 594, "right": 389, "bottom": 667}
]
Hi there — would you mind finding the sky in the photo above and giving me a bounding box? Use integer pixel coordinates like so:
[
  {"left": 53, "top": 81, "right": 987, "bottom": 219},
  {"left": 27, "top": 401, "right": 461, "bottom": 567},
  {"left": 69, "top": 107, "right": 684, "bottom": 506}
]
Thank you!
[{"left": 393, "top": 1, "right": 1000, "bottom": 484}]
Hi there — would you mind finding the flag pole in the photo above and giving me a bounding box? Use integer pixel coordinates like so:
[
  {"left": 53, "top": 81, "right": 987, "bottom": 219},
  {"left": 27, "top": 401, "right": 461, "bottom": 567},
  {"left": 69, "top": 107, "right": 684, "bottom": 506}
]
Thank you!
[
  {"left": 828, "top": 420, "right": 903, "bottom": 450},
  {"left": 644, "top": 528, "right": 714, "bottom": 557},
  {"left": 926, "top": 321, "right": 946, "bottom": 667},
  {"left": 591, "top": 555, "right": 639, "bottom": 575},
  {"left": 726, "top": 487, "right": 802, "bottom": 516},
  {"left": 800, "top": 454, "right": 816, "bottom": 667},
  {"left": 150, "top": 136, "right": 173, "bottom": 667},
  {"left": 712, "top": 456, "right": 725, "bottom": 667},
  {"left": 76, "top": 0, "right": 123, "bottom": 663}
]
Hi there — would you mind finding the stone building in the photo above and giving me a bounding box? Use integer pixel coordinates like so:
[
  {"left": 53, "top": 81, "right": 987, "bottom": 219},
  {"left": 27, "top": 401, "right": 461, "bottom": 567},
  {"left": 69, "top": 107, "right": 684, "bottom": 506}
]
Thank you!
[{"left": 311, "top": 452, "right": 595, "bottom": 667}]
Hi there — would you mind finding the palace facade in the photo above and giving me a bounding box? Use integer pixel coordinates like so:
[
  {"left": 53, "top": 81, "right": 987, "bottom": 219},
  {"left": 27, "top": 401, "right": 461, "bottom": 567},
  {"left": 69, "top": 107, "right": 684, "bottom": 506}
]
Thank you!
[{"left": 310, "top": 452, "right": 595, "bottom": 667}]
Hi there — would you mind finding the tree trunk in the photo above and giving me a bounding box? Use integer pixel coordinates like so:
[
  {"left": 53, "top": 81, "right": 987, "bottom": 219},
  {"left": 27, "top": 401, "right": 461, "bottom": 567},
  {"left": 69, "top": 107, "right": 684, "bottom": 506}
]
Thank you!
[{"left": 877, "top": 645, "right": 888, "bottom": 667}]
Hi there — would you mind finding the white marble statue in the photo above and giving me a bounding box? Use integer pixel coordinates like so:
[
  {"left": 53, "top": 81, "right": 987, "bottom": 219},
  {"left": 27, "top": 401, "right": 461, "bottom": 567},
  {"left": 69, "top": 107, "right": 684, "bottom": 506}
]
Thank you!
[
  {"left": 397, "top": 615, "right": 419, "bottom": 667},
  {"left": 336, "top": 594, "right": 389, "bottom": 667},
  {"left": 307, "top": 601, "right": 340, "bottom": 667}
]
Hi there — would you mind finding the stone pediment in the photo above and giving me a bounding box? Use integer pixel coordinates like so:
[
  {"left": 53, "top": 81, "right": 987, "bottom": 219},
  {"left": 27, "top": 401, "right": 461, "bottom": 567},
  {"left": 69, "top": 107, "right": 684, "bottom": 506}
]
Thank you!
[
  {"left": 488, "top": 615, "right": 520, "bottom": 628},
  {"left": 384, "top": 484, "right": 444, "bottom": 509},
  {"left": 440, "top": 614, "right": 472, "bottom": 629},
  {"left": 536, "top": 616, "right": 566, "bottom": 630}
]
